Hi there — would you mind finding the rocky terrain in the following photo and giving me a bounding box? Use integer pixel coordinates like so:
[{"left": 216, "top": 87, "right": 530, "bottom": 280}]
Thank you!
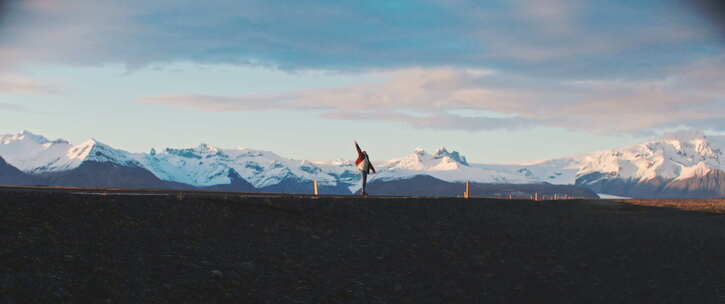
[{"left": 2, "top": 188, "right": 725, "bottom": 303}]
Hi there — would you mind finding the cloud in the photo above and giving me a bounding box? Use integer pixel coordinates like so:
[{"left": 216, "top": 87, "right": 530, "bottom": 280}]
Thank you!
[
  {"left": 139, "top": 93, "right": 299, "bottom": 112},
  {"left": 322, "top": 111, "right": 541, "bottom": 131},
  {"left": 0, "top": 0, "right": 138, "bottom": 68},
  {"left": 139, "top": 57, "right": 725, "bottom": 133},
  {"left": 4, "top": 0, "right": 724, "bottom": 135},
  {"left": 0, "top": 0, "right": 719, "bottom": 77},
  {"left": 140, "top": 67, "right": 508, "bottom": 113},
  {"left": 0, "top": 74, "right": 59, "bottom": 94}
]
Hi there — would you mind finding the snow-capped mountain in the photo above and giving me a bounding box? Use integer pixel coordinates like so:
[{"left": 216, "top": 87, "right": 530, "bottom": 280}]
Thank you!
[
  {"left": 0, "top": 130, "right": 543, "bottom": 188},
  {"left": 138, "top": 144, "right": 359, "bottom": 191},
  {"left": 361, "top": 130, "right": 725, "bottom": 197},
  {"left": 371, "top": 147, "right": 533, "bottom": 184},
  {"left": 574, "top": 130, "right": 721, "bottom": 182},
  {"left": 506, "top": 130, "right": 725, "bottom": 197},
  {"left": 0, "top": 129, "right": 723, "bottom": 197},
  {"left": 0, "top": 131, "right": 361, "bottom": 193},
  {"left": 0, "top": 131, "right": 142, "bottom": 173},
  {"left": 571, "top": 131, "right": 724, "bottom": 197}
]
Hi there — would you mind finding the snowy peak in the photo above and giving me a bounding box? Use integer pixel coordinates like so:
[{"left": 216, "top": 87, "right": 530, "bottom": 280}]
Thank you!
[
  {"left": 3, "top": 129, "right": 724, "bottom": 198},
  {"left": 0, "top": 131, "right": 75, "bottom": 173},
  {"left": 140, "top": 144, "right": 355, "bottom": 189},
  {"left": 0, "top": 132, "right": 140, "bottom": 173},
  {"left": 198, "top": 143, "right": 221, "bottom": 154},
  {"left": 386, "top": 147, "right": 469, "bottom": 172},
  {"left": 65, "top": 139, "right": 98, "bottom": 162},
  {"left": 163, "top": 143, "right": 225, "bottom": 159},
  {"left": 460, "top": 130, "right": 725, "bottom": 187},
  {"left": 433, "top": 147, "right": 469, "bottom": 166},
  {"left": 43, "top": 138, "right": 141, "bottom": 171},
  {"left": 574, "top": 130, "right": 722, "bottom": 184},
  {"left": 571, "top": 132, "right": 725, "bottom": 197},
  {"left": 0, "top": 131, "right": 69, "bottom": 148},
  {"left": 655, "top": 130, "right": 719, "bottom": 157},
  {"left": 80, "top": 139, "right": 141, "bottom": 167},
  {"left": 371, "top": 147, "right": 531, "bottom": 186},
  {"left": 0, "top": 130, "right": 69, "bottom": 145}
]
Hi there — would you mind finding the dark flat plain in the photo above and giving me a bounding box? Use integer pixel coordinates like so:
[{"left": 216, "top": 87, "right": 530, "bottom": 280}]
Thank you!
[{"left": 1, "top": 189, "right": 725, "bottom": 303}]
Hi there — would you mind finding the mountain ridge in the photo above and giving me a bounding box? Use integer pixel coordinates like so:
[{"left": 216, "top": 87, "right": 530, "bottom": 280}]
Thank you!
[{"left": 1, "top": 130, "right": 724, "bottom": 198}]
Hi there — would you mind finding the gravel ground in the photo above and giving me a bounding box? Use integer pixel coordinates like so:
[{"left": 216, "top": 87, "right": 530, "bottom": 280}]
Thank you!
[
  {"left": 1, "top": 190, "right": 725, "bottom": 303},
  {"left": 619, "top": 198, "right": 725, "bottom": 214}
]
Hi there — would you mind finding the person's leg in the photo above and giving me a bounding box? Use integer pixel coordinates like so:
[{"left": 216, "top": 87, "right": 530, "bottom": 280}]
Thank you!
[{"left": 362, "top": 171, "right": 368, "bottom": 195}]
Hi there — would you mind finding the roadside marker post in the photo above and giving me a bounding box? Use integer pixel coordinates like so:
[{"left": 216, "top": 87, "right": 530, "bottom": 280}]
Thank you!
[
  {"left": 464, "top": 181, "right": 470, "bottom": 199},
  {"left": 313, "top": 180, "right": 319, "bottom": 196}
]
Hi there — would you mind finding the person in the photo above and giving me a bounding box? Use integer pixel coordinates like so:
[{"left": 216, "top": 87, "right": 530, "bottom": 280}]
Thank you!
[{"left": 354, "top": 141, "right": 376, "bottom": 196}]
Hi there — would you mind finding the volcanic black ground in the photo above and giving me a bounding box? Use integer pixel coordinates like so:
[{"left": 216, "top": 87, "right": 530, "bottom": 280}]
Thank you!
[{"left": 1, "top": 188, "right": 725, "bottom": 303}]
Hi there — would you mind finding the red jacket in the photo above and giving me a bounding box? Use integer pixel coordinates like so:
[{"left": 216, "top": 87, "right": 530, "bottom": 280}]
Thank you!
[{"left": 355, "top": 142, "right": 376, "bottom": 174}]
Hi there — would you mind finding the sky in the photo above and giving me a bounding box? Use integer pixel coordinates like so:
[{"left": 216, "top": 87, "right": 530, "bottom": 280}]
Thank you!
[{"left": 1, "top": 0, "right": 724, "bottom": 163}]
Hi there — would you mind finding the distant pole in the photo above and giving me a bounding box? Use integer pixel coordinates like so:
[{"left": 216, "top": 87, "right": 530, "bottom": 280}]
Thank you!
[
  {"left": 313, "top": 180, "right": 319, "bottom": 196},
  {"left": 509, "top": 194, "right": 512, "bottom": 200},
  {"left": 464, "top": 181, "right": 470, "bottom": 199},
  {"left": 535, "top": 192, "right": 539, "bottom": 201}
]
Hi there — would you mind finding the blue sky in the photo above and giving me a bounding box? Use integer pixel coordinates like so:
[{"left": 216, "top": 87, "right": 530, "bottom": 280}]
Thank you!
[{"left": 1, "top": 0, "right": 724, "bottom": 163}]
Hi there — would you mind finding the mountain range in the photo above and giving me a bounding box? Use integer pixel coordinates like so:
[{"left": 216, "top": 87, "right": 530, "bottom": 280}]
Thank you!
[{"left": 1, "top": 130, "right": 723, "bottom": 198}]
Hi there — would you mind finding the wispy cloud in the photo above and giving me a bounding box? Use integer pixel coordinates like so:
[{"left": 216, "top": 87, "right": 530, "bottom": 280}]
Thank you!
[
  {"left": 139, "top": 56, "right": 725, "bottom": 133},
  {"left": 321, "top": 111, "right": 542, "bottom": 131},
  {"left": 0, "top": 75, "right": 59, "bottom": 94},
  {"left": 139, "top": 93, "right": 299, "bottom": 112}
]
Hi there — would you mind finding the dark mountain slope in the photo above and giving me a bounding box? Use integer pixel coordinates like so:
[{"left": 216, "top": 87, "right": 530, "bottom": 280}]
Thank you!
[
  {"left": 42, "top": 161, "right": 193, "bottom": 189},
  {"left": 576, "top": 169, "right": 725, "bottom": 198},
  {"left": 0, "top": 156, "right": 41, "bottom": 186}
]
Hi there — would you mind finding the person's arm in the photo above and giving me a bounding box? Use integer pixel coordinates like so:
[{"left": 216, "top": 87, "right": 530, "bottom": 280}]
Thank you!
[
  {"left": 369, "top": 161, "right": 376, "bottom": 174},
  {"left": 354, "top": 141, "right": 363, "bottom": 158}
]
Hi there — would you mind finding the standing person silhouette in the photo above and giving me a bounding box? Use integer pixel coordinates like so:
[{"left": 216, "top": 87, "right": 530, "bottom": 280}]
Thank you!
[{"left": 354, "top": 141, "right": 376, "bottom": 196}]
